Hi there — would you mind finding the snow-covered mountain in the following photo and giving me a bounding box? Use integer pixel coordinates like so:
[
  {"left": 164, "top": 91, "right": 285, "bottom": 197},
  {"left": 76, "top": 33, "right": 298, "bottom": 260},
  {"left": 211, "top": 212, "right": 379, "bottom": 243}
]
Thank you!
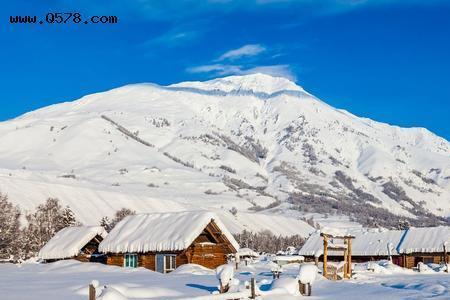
[{"left": 0, "top": 74, "right": 449, "bottom": 230}]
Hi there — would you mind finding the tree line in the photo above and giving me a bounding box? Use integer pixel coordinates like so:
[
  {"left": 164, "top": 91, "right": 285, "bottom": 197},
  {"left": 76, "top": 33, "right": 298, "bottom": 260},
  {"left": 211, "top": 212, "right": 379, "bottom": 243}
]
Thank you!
[
  {"left": 0, "top": 192, "right": 134, "bottom": 262},
  {"left": 1, "top": 191, "right": 304, "bottom": 262},
  {"left": 233, "top": 229, "right": 305, "bottom": 253}
]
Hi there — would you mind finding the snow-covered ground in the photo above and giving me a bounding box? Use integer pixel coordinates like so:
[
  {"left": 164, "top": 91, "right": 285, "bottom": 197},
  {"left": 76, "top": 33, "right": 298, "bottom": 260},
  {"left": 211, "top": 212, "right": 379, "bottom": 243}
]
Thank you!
[{"left": 1, "top": 260, "right": 448, "bottom": 300}]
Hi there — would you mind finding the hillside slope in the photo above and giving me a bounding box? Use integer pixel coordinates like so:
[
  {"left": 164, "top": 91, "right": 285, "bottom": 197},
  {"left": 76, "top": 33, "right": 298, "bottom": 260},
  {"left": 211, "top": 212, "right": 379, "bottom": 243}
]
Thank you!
[{"left": 0, "top": 74, "right": 449, "bottom": 229}]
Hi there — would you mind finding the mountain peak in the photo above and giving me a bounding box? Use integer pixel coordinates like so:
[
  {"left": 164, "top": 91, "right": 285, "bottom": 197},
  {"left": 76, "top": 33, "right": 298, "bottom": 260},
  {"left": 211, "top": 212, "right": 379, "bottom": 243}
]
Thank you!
[{"left": 168, "top": 73, "right": 303, "bottom": 95}]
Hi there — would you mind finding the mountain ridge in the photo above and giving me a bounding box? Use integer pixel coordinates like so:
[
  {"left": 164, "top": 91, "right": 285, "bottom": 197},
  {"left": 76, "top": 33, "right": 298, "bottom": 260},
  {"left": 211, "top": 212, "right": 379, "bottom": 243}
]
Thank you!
[{"left": 0, "top": 74, "right": 449, "bottom": 230}]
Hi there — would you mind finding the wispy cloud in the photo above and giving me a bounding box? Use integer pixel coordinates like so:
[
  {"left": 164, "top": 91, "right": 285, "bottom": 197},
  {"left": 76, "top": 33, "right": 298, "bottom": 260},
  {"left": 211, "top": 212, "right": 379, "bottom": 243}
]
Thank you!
[
  {"left": 217, "top": 44, "right": 266, "bottom": 61},
  {"left": 186, "top": 64, "right": 243, "bottom": 75},
  {"left": 186, "top": 63, "right": 295, "bottom": 80},
  {"left": 145, "top": 29, "right": 200, "bottom": 47}
]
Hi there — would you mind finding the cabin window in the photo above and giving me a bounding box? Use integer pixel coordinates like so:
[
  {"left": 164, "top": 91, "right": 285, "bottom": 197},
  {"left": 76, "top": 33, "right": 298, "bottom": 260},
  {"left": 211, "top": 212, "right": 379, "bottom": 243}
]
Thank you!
[
  {"left": 423, "top": 257, "right": 434, "bottom": 264},
  {"left": 124, "top": 253, "right": 138, "bottom": 268},
  {"left": 155, "top": 254, "right": 176, "bottom": 273}
]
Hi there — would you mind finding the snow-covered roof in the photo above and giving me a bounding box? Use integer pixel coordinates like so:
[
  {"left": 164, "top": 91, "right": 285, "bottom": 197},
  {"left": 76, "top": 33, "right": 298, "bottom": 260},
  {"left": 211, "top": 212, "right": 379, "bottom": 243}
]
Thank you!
[
  {"left": 352, "top": 230, "right": 404, "bottom": 256},
  {"left": 397, "top": 226, "right": 450, "bottom": 254},
  {"left": 39, "top": 226, "right": 107, "bottom": 260},
  {"left": 299, "top": 229, "right": 405, "bottom": 257},
  {"left": 298, "top": 232, "right": 329, "bottom": 257},
  {"left": 274, "top": 255, "right": 305, "bottom": 261},
  {"left": 238, "top": 248, "right": 259, "bottom": 257},
  {"left": 98, "top": 211, "right": 239, "bottom": 253}
]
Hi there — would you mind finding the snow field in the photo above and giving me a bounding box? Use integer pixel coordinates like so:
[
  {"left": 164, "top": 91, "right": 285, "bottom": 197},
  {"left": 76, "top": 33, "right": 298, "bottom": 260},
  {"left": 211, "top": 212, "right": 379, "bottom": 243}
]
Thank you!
[{"left": 0, "top": 259, "right": 449, "bottom": 300}]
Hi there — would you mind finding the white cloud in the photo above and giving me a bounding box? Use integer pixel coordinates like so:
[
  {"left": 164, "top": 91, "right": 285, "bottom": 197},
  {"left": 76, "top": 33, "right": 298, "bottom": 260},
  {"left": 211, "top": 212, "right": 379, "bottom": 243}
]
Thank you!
[
  {"left": 217, "top": 44, "right": 266, "bottom": 61},
  {"left": 144, "top": 29, "right": 200, "bottom": 47},
  {"left": 186, "top": 64, "right": 243, "bottom": 76},
  {"left": 186, "top": 63, "right": 295, "bottom": 80}
]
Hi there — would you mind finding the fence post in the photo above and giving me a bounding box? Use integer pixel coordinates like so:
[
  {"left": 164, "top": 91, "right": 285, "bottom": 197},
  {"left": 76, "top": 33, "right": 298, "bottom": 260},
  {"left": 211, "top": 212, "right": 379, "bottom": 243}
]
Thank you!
[
  {"left": 299, "top": 281, "right": 312, "bottom": 297},
  {"left": 89, "top": 284, "right": 95, "bottom": 300},
  {"left": 250, "top": 277, "right": 256, "bottom": 299}
]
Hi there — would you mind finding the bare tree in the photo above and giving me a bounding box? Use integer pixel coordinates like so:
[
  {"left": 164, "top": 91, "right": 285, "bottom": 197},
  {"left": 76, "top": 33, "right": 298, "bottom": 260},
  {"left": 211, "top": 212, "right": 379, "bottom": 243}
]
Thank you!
[
  {"left": 100, "top": 208, "right": 135, "bottom": 232},
  {"left": 0, "top": 193, "right": 21, "bottom": 261},
  {"left": 22, "top": 198, "right": 79, "bottom": 258}
]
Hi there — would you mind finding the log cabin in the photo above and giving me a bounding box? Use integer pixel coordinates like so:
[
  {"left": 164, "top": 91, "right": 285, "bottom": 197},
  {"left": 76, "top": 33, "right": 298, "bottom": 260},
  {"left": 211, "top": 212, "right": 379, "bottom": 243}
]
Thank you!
[
  {"left": 299, "top": 226, "right": 449, "bottom": 269},
  {"left": 396, "top": 226, "right": 449, "bottom": 269},
  {"left": 38, "top": 226, "right": 107, "bottom": 263},
  {"left": 98, "top": 211, "right": 239, "bottom": 273}
]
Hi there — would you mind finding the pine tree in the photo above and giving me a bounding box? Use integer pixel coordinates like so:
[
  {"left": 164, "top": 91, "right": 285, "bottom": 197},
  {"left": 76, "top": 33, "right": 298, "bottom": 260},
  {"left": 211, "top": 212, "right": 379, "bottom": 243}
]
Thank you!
[{"left": 0, "top": 193, "right": 21, "bottom": 261}]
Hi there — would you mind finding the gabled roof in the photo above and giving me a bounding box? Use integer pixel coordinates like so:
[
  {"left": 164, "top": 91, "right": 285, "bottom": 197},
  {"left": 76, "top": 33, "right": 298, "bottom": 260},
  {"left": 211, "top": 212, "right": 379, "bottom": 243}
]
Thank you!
[
  {"left": 397, "top": 226, "right": 450, "bottom": 254},
  {"left": 38, "top": 226, "right": 107, "bottom": 260},
  {"left": 98, "top": 211, "right": 239, "bottom": 253}
]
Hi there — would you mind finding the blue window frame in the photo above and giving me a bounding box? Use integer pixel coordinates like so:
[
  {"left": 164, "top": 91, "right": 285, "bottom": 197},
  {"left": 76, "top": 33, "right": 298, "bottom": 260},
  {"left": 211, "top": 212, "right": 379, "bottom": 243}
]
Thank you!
[{"left": 124, "top": 253, "right": 138, "bottom": 268}]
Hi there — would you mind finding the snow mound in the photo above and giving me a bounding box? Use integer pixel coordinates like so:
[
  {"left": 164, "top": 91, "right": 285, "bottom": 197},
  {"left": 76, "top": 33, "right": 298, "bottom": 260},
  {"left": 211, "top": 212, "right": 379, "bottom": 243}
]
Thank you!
[
  {"left": 297, "top": 264, "right": 318, "bottom": 284},
  {"left": 270, "top": 277, "right": 300, "bottom": 296},
  {"left": 97, "top": 287, "right": 127, "bottom": 300},
  {"left": 170, "top": 264, "right": 215, "bottom": 276}
]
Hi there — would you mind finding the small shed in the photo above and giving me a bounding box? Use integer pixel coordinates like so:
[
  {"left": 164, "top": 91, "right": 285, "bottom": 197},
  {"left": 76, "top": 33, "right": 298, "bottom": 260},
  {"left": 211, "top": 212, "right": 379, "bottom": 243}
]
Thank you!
[
  {"left": 274, "top": 255, "right": 305, "bottom": 266},
  {"left": 237, "top": 248, "right": 259, "bottom": 260},
  {"left": 38, "top": 226, "right": 107, "bottom": 263},
  {"left": 99, "top": 211, "right": 239, "bottom": 273}
]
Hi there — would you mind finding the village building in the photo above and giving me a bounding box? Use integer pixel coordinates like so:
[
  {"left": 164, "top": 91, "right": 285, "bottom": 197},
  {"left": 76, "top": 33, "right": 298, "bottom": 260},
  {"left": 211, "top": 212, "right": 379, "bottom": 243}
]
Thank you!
[
  {"left": 397, "top": 226, "right": 450, "bottom": 268},
  {"left": 299, "top": 229, "right": 404, "bottom": 264},
  {"left": 38, "top": 226, "right": 107, "bottom": 263},
  {"left": 237, "top": 247, "right": 259, "bottom": 260},
  {"left": 298, "top": 226, "right": 449, "bottom": 269},
  {"left": 98, "top": 211, "right": 239, "bottom": 273}
]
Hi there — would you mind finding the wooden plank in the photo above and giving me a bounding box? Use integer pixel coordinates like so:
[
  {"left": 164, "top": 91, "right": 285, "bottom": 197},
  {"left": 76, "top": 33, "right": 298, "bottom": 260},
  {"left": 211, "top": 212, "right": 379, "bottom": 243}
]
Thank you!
[
  {"left": 343, "top": 239, "right": 348, "bottom": 279},
  {"left": 323, "top": 235, "right": 328, "bottom": 278},
  {"left": 347, "top": 238, "right": 352, "bottom": 278},
  {"left": 250, "top": 278, "right": 256, "bottom": 299}
]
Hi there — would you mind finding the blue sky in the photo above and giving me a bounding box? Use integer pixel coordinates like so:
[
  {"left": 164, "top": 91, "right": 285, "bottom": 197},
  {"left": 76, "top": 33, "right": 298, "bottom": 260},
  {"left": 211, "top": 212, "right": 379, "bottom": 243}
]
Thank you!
[{"left": 1, "top": 1, "right": 450, "bottom": 140}]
